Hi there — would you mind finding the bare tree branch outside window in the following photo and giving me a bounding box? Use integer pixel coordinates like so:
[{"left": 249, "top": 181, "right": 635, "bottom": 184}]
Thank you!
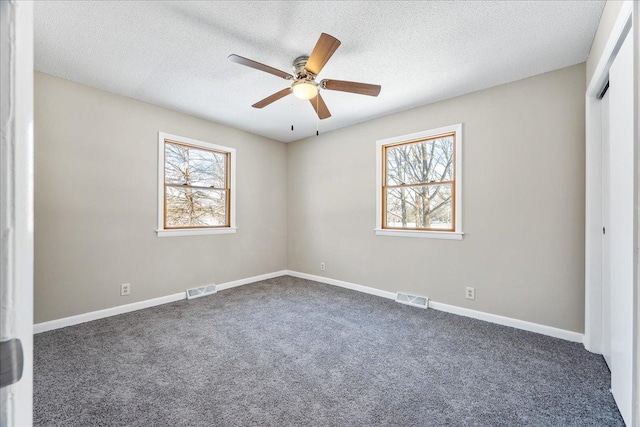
[
  {"left": 384, "top": 134, "right": 454, "bottom": 230},
  {"left": 164, "top": 141, "right": 229, "bottom": 228}
]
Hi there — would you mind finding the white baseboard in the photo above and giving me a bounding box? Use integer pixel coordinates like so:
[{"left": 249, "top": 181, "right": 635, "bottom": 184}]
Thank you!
[
  {"left": 33, "top": 292, "right": 186, "bottom": 334},
  {"left": 286, "top": 270, "right": 584, "bottom": 343},
  {"left": 216, "top": 270, "right": 288, "bottom": 291},
  {"left": 35, "top": 269, "right": 584, "bottom": 344},
  {"left": 286, "top": 270, "right": 396, "bottom": 300},
  {"left": 428, "top": 301, "right": 584, "bottom": 343},
  {"left": 34, "top": 270, "right": 289, "bottom": 334}
]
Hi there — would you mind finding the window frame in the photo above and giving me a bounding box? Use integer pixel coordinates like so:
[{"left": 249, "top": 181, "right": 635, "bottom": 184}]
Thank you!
[
  {"left": 375, "top": 124, "right": 463, "bottom": 240},
  {"left": 157, "top": 132, "right": 237, "bottom": 237}
]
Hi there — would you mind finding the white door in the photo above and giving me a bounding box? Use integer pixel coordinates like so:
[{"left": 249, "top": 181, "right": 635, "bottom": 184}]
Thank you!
[
  {"left": 601, "top": 89, "right": 611, "bottom": 370},
  {"left": 0, "top": 1, "right": 34, "bottom": 426},
  {"left": 607, "top": 32, "right": 633, "bottom": 427}
]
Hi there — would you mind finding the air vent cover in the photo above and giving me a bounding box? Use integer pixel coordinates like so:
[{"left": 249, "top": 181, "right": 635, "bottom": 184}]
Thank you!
[
  {"left": 186, "top": 284, "right": 217, "bottom": 300},
  {"left": 396, "top": 292, "right": 429, "bottom": 309}
]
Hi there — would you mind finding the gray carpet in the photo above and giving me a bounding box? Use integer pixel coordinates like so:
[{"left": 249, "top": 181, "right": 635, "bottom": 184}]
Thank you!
[{"left": 34, "top": 276, "right": 624, "bottom": 426}]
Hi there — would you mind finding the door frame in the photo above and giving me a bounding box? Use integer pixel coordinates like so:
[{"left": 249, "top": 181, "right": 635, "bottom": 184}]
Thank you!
[
  {"left": 584, "top": 0, "right": 636, "bottom": 424},
  {"left": 0, "top": 1, "right": 34, "bottom": 425},
  {"left": 633, "top": 1, "right": 640, "bottom": 423}
]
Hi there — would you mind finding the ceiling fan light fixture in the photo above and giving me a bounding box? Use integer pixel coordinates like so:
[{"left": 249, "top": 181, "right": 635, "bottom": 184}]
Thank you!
[{"left": 292, "top": 80, "right": 318, "bottom": 100}]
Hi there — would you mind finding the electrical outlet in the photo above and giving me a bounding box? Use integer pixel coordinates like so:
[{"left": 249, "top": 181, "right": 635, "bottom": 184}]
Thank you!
[
  {"left": 320, "top": 262, "right": 326, "bottom": 271},
  {"left": 120, "top": 283, "right": 131, "bottom": 296},
  {"left": 465, "top": 287, "right": 475, "bottom": 300}
]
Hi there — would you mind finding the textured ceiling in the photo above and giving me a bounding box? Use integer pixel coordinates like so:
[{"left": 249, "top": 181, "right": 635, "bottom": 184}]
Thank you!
[{"left": 34, "top": 1, "right": 605, "bottom": 143}]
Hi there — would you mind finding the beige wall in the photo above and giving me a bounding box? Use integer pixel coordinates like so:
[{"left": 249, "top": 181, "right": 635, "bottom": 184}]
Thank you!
[
  {"left": 287, "top": 64, "right": 586, "bottom": 332},
  {"left": 36, "top": 64, "right": 587, "bottom": 332},
  {"left": 34, "top": 72, "right": 288, "bottom": 323},
  {"left": 586, "top": 0, "right": 626, "bottom": 86}
]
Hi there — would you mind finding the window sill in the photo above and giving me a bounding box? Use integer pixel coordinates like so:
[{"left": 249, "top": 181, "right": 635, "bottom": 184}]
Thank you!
[
  {"left": 156, "top": 227, "right": 237, "bottom": 237},
  {"left": 374, "top": 229, "right": 464, "bottom": 240}
]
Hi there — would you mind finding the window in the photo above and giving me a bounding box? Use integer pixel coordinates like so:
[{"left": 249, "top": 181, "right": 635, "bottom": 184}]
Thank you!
[
  {"left": 375, "top": 124, "right": 462, "bottom": 240},
  {"left": 157, "top": 132, "right": 236, "bottom": 237}
]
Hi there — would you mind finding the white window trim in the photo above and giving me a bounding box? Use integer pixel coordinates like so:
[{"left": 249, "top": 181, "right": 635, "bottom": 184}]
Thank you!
[
  {"left": 156, "top": 132, "right": 237, "bottom": 237},
  {"left": 375, "top": 123, "right": 463, "bottom": 240}
]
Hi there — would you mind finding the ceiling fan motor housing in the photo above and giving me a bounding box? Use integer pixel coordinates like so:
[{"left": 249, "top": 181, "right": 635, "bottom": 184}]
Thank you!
[{"left": 293, "top": 55, "right": 314, "bottom": 79}]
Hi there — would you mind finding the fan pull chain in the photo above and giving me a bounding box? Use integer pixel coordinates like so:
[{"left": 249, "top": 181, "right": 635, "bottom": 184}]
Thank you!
[
  {"left": 291, "top": 97, "right": 294, "bottom": 131},
  {"left": 316, "top": 94, "right": 319, "bottom": 136}
]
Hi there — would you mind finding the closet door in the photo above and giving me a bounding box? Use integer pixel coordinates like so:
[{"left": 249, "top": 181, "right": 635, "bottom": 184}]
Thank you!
[{"left": 607, "top": 32, "right": 633, "bottom": 427}]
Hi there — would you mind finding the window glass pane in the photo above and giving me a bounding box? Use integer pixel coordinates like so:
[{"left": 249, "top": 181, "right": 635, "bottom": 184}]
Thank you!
[
  {"left": 385, "top": 184, "right": 452, "bottom": 229},
  {"left": 165, "top": 142, "right": 226, "bottom": 188},
  {"left": 386, "top": 136, "right": 454, "bottom": 185},
  {"left": 165, "top": 186, "right": 227, "bottom": 227}
]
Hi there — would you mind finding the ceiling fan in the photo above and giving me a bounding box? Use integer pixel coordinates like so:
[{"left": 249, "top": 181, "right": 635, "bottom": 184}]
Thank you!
[{"left": 228, "top": 33, "right": 381, "bottom": 120}]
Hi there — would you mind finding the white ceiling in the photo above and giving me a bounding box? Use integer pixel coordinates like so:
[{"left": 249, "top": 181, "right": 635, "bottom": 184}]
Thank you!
[{"left": 34, "top": 1, "right": 605, "bottom": 143}]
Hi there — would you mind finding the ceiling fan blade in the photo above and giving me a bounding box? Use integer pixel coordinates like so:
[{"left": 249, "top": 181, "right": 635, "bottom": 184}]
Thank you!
[
  {"left": 252, "top": 88, "right": 292, "bottom": 108},
  {"left": 228, "top": 54, "right": 293, "bottom": 80},
  {"left": 309, "top": 92, "right": 331, "bottom": 120},
  {"left": 305, "top": 33, "right": 341, "bottom": 75},
  {"left": 321, "top": 79, "right": 381, "bottom": 97}
]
